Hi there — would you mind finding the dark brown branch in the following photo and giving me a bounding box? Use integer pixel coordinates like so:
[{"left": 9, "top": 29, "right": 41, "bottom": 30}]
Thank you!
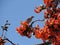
[
  {"left": 3, "top": 38, "right": 16, "bottom": 45},
  {"left": 35, "top": 41, "right": 51, "bottom": 45},
  {"left": 30, "top": 19, "right": 45, "bottom": 27}
]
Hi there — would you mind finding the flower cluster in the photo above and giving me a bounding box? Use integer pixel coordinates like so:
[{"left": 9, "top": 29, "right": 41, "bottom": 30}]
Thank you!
[
  {"left": 34, "top": 0, "right": 60, "bottom": 45},
  {"left": 16, "top": 0, "right": 60, "bottom": 45},
  {"left": 16, "top": 16, "right": 34, "bottom": 38}
]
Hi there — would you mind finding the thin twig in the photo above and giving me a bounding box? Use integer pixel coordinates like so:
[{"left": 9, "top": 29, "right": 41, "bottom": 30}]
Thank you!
[
  {"left": 30, "top": 19, "right": 45, "bottom": 27},
  {"left": 3, "top": 38, "right": 16, "bottom": 45}
]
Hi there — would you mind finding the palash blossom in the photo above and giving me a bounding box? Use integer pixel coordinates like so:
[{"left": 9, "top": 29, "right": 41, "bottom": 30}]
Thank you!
[
  {"left": 16, "top": 21, "right": 29, "bottom": 36},
  {"left": 34, "top": 25, "right": 50, "bottom": 41},
  {"left": 34, "top": 18, "right": 60, "bottom": 45},
  {"left": 16, "top": 25, "right": 26, "bottom": 36},
  {"left": 44, "top": 0, "right": 53, "bottom": 4},
  {"left": 34, "top": 0, "right": 60, "bottom": 45},
  {"left": 16, "top": 16, "right": 34, "bottom": 38},
  {"left": 34, "top": 5, "right": 45, "bottom": 13},
  {"left": 34, "top": 25, "right": 42, "bottom": 39},
  {"left": 16, "top": 0, "right": 60, "bottom": 45},
  {"left": 39, "top": 26, "right": 50, "bottom": 41},
  {"left": 44, "top": 0, "right": 53, "bottom": 8},
  {"left": 34, "top": 6, "right": 42, "bottom": 13}
]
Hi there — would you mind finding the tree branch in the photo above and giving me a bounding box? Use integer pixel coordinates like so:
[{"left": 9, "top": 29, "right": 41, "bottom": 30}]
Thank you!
[{"left": 35, "top": 41, "right": 51, "bottom": 45}]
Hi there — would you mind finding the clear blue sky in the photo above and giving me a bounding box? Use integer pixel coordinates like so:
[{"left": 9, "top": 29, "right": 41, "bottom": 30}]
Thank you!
[{"left": 0, "top": 0, "right": 44, "bottom": 45}]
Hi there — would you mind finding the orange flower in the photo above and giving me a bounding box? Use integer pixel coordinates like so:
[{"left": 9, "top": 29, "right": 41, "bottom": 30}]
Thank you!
[
  {"left": 34, "top": 8, "right": 41, "bottom": 13},
  {"left": 34, "top": 30, "right": 42, "bottom": 39},
  {"left": 16, "top": 25, "right": 27, "bottom": 36},
  {"left": 20, "top": 21, "right": 28, "bottom": 26},
  {"left": 34, "top": 6, "right": 42, "bottom": 13},
  {"left": 44, "top": 0, "right": 53, "bottom": 8},
  {"left": 41, "top": 32, "right": 49, "bottom": 41},
  {"left": 41, "top": 26, "right": 50, "bottom": 41},
  {"left": 43, "top": 26, "right": 49, "bottom": 33},
  {"left": 49, "top": 18, "right": 55, "bottom": 25},
  {"left": 16, "top": 27, "right": 24, "bottom": 36}
]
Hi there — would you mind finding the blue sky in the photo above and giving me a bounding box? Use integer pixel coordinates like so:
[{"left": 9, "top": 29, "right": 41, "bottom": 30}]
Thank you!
[{"left": 0, "top": 0, "right": 44, "bottom": 45}]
